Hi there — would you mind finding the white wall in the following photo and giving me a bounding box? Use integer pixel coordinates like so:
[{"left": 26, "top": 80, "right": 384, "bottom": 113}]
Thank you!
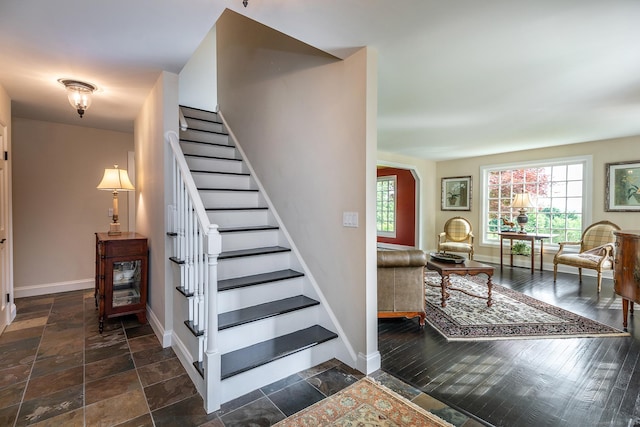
[
  {"left": 12, "top": 118, "right": 133, "bottom": 296},
  {"left": 436, "top": 135, "right": 640, "bottom": 264},
  {"left": 216, "top": 11, "right": 378, "bottom": 371},
  {"left": 179, "top": 25, "right": 218, "bottom": 112},
  {"left": 134, "top": 71, "right": 179, "bottom": 344}
]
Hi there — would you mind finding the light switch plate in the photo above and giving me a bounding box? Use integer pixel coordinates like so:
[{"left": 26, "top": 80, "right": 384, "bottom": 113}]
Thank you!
[{"left": 343, "top": 211, "right": 359, "bottom": 227}]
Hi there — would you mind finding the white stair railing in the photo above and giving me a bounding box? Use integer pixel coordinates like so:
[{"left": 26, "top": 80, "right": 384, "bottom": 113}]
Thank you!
[{"left": 166, "top": 129, "right": 222, "bottom": 412}]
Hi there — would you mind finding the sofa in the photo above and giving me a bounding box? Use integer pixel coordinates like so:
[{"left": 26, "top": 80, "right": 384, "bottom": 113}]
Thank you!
[{"left": 377, "top": 249, "right": 427, "bottom": 326}]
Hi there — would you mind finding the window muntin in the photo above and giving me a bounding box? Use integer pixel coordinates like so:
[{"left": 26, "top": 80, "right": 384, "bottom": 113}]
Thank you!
[
  {"left": 482, "top": 157, "right": 591, "bottom": 245},
  {"left": 377, "top": 175, "right": 396, "bottom": 237}
]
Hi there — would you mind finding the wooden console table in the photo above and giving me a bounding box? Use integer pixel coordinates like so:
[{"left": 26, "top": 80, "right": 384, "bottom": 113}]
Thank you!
[
  {"left": 499, "top": 232, "right": 553, "bottom": 273},
  {"left": 426, "top": 259, "right": 494, "bottom": 308}
]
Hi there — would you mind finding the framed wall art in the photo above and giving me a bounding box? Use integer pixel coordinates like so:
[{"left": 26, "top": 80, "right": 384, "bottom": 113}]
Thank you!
[
  {"left": 605, "top": 160, "right": 640, "bottom": 212},
  {"left": 441, "top": 176, "right": 472, "bottom": 211}
]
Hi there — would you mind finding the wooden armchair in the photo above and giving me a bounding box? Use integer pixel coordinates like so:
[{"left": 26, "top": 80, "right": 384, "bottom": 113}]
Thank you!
[
  {"left": 553, "top": 220, "right": 621, "bottom": 292},
  {"left": 437, "top": 217, "right": 474, "bottom": 260}
]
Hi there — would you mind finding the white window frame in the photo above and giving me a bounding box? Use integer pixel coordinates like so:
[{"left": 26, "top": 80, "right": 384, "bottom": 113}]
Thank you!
[
  {"left": 377, "top": 175, "right": 397, "bottom": 238},
  {"left": 480, "top": 155, "right": 593, "bottom": 247}
]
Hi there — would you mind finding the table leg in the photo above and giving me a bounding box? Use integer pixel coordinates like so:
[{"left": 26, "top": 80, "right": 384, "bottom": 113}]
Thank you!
[
  {"left": 530, "top": 239, "right": 535, "bottom": 273},
  {"left": 509, "top": 239, "right": 514, "bottom": 267},
  {"left": 540, "top": 239, "right": 544, "bottom": 271},
  {"left": 486, "top": 276, "right": 493, "bottom": 307},
  {"left": 500, "top": 236, "right": 504, "bottom": 269},
  {"left": 440, "top": 274, "right": 450, "bottom": 308}
]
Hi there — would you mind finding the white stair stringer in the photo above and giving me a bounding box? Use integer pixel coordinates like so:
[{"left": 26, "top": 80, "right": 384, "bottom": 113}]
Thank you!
[{"left": 170, "top": 106, "right": 357, "bottom": 410}]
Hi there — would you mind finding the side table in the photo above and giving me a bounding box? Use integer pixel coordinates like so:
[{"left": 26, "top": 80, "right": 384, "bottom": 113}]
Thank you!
[{"left": 499, "top": 232, "right": 553, "bottom": 273}]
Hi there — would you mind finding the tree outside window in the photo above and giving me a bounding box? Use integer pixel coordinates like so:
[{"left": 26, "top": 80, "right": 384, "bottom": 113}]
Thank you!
[
  {"left": 377, "top": 176, "right": 396, "bottom": 237},
  {"left": 484, "top": 160, "right": 586, "bottom": 244}
]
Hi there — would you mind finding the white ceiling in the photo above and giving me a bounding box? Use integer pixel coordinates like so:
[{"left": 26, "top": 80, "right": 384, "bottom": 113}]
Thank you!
[{"left": 1, "top": 0, "right": 639, "bottom": 160}]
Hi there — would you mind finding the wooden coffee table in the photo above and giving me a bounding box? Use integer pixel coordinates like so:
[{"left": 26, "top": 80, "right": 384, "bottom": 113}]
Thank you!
[{"left": 426, "top": 259, "right": 494, "bottom": 308}]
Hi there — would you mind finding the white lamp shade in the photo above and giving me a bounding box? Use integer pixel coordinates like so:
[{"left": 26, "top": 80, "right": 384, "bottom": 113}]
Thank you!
[
  {"left": 512, "top": 192, "right": 533, "bottom": 209},
  {"left": 97, "top": 167, "right": 135, "bottom": 191}
]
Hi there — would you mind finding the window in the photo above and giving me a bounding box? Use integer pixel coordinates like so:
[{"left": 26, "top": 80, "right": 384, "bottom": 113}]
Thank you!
[
  {"left": 481, "top": 156, "right": 592, "bottom": 245},
  {"left": 377, "top": 175, "right": 396, "bottom": 237}
]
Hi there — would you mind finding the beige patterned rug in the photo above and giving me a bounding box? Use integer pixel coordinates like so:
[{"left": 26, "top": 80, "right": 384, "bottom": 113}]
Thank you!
[{"left": 274, "top": 376, "right": 453, "bottom": 426}]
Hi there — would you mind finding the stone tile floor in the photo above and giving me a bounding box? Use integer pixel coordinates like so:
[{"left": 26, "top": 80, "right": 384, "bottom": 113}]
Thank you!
[{"left": 0, "top": 290, "right": 485, "bottom": 426}]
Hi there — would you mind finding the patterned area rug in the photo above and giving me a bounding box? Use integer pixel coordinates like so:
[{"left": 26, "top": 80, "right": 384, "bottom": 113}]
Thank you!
[
  {"left": 274, "top": 377, "right": 453, "bottom": 426},
  {"left": 425, "top": 272, "right": 629, "bottom": 341}
]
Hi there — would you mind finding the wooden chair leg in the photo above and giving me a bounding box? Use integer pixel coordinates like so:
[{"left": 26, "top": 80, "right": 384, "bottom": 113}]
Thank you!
[
  {"left": 553, "top": 264, "right": 558, "bottom": 282},
  {"left": 578, "top": 268, "right": 582, "bottom": 282},
  {"left": 597, "top": 271, "right": 602, "bottom": 293}
]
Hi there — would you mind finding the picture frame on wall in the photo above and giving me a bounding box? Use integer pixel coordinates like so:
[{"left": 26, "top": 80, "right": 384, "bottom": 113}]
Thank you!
[
  {"left": 605, "top": 161, "right": 640, "bottom": 212},
  {"left": 441, "top": 176, "right": 472, "bottom": 211}
]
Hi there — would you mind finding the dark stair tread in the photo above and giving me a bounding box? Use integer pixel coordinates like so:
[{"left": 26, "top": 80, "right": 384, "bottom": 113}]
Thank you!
[
  {"left": 219, "top": 295, "right": 319, "bottom": 330},
  {"left": 219, "top": 225, "right": 279, "bottom": 233},
  {"left": 184, "top": 320, "right": 204, "bottom": 337},
  {"left": 193, "top": 361, "right": 204, "bottom": 378},
  {"left": 198, "top": 188, "right": 258, "bottom": 192},
  {"left": 191, "top": 170, "right": 249, "bottom": 176},
  {"left": 205, "top": 207, "right": 268, "bottom": 211},
  {"left": 218, "top": 269, "right": 304, "bottom": 291},
  {"left": 169, "top": 256, "right": 185, "bottom": 265},
  {"left": 176, "top": 286, "right": 194, "bottom": 298},
  {"left": 179, "top": 139, "right": 235, "bottom": 148},
  {"left": 184, "top": 153, "right": 242, "bottom": 162},
  {"left": 219, "top": 246, "right": 290, "bottom": 260},
  {"left": 220, "top": 325, "right": 338, "bottom": 380},
  {"left": 181, "top": 128, "right": 228, "bottom": 137}
]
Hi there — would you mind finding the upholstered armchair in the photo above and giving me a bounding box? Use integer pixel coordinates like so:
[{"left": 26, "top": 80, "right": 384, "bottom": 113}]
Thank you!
[
  {"left": 553, "top": 220, "right": 621, "bottom": 292},
  {"left": 437, "top": 217, "right": 474, "bottom": 260},
  {"left": 377, "top": 250, "right": 427, "bottom": 327}
]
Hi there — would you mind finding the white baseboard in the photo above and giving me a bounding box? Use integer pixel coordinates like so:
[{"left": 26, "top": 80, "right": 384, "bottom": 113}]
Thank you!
[
  {"left": 14, "top": 279, "right": 94, "bottom": 298},
  {"left": 146, "top": 306, "right": 172, "bottom": 348},
  {"left": 357, "top": 350, "right": 381, "bottom": 375}
]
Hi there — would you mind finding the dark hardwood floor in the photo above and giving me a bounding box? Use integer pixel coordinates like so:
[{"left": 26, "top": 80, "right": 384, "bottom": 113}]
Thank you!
[{"left": 378, "top": 263, "right": 640, "bottom": 427}]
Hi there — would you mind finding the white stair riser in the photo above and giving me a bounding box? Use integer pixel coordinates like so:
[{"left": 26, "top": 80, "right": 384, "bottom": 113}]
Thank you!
[
  {"left": 182, "top": 107, "right": 220, "bottom": 122},
  {"left": 192, "top": 173, "right": 253, "bottom": 190},
  {"left": 200, "top": 191, "right": 261, "bottom": 209},
  {"left": 181, "top": 129, "right": 229, "bottom": 145},
  {"left": 220, "top": 341, "right": 336, "bottom": 404},
  {"left": 186, "top": 157, "right": 246, "bottom": 174},
  {"left": 207, "top": 210, "right": 270, "bottom": 228},
  {"left": 221, "top": 230, "right": 280, "bottom": 252},
  {"left": 180, "top": 141, "right": 238, "bottom": 159},
  {"left": 185, "top": 118, "right": 225, "bottom": 134},
  {"left": 218, "top": 306, "right": 319, "bottom": 354},
  {"left": 218, "top": 277, "right": 305, "bottom": 312},
  {"left": 218, "top": 252, "right": 292, "bottom": 280}
]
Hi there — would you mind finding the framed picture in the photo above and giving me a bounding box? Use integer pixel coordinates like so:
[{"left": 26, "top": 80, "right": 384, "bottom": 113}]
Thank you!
[
  {"left": 605, "top": 161, "right": 640, "bottom": 212},
  {"left": 441, "top": 176, "right": 472, "bottom": 211}
]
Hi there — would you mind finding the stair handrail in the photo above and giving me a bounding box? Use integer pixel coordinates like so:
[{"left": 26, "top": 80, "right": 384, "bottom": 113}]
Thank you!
[
  {"left": 166, "top": 130, "right": 210, "bottom": 228},
  {"left": 166, "top": 129, "right": 222, "bottom": 412}
]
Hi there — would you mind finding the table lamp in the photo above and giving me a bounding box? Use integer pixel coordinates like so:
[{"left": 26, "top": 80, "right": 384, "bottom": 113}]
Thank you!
[
  {"left": 512, "top": 192, "right": 533, "bottom": 233},
  {"left": 97, "top": 165, "right": 135, "bottom": 235}
]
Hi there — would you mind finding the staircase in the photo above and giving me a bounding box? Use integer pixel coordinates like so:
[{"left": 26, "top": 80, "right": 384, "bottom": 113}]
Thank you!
[{"left": 166, "top": 106, "right": 344, "bottom": 412}]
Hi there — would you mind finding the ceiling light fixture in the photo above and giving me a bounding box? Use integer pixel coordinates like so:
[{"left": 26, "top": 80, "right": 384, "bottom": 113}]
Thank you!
[{"left": 58, "top": 78, "right": 97, "bottom": 118}]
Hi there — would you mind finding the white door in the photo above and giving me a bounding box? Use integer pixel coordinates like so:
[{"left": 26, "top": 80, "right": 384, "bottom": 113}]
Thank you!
[{"left": 0, "top": 125, "right": 8, "bottom": 334}]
